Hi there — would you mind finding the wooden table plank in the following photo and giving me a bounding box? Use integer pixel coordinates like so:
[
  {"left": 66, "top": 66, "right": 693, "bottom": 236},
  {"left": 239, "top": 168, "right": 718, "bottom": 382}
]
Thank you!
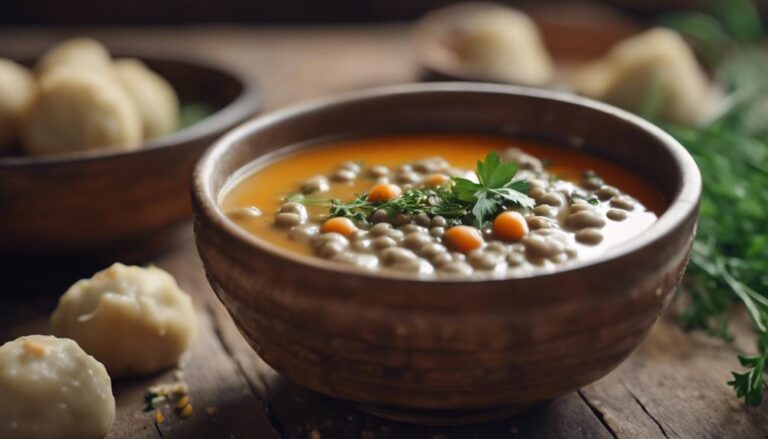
[
  {"left": 261, "top": 384, "right": 615, "bottom": 439},
  {"left": 2, "top": 23, "right": 767, "bottom": 438},
  {"left": 582, "top": 317, "right": 768, "bottom": 439},
  {"left": 108, "top": 306, "right": 278, "bottom": 439}
]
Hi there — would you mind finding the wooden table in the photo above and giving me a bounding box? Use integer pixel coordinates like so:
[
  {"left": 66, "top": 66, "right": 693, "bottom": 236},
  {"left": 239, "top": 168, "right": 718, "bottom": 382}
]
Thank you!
[{"left": 2, "top": 24, "right": 767, "bottom": 439}]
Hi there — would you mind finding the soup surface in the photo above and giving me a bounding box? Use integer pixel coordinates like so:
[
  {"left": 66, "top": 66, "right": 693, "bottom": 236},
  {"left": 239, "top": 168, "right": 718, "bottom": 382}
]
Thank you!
[{"left": 222, "top": 134, "right": 664, "bottom": 278}]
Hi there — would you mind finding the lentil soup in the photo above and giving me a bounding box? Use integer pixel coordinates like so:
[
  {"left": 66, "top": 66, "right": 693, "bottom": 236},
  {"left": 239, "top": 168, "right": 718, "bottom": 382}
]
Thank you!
[{"left": 222, "top": 134, "right": 664, "bottom": 278}]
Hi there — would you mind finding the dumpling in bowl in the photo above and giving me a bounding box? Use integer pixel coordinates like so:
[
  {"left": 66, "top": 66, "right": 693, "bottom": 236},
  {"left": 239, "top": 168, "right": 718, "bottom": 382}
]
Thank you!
[
  {"left": 0, "top": 59, "right": 35, "bottom": 152},
  {"left": 575, "top": 28, "right": 718, "bottom": 126},
  {"left": 0, "top": 335, "right": 115, "bottom": 439},
  {"left": 21, "top": 68, "right": 142, "bottom": 156},
  {"left": 51, "top": 263, "right": 197, "bottom": 378},
  {"left": 35, "top": 37, "right": 112, "bottom": 77},
  {"left": 441, "top": 3, "right": 554, "bottom": 85},
  {"left": 114, "top": 58, "right": 179, "bottom": 140}
]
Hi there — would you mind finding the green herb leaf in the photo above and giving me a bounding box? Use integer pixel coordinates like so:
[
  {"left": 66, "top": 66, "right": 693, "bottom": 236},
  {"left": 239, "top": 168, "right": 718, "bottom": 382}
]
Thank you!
[
  {"left": 491, "top": 187, "right": 536, "bottom": 210},
  {"left": 476, "top": 151, "right": 500, "bottom": 185},
  {"left": 471, "top": 192, "right": 500, "bottom": 228},
  {"left": 729, "top": 351, "right": 766, "bottom": 406},
  {"left": 504, "top": 179, "right": 531, "bottom": 193},
  {"left": 713, "top": 0, "right": 763, "bottom": 43},
  {"left": 453, "top": 177, "right": 483, "bottom": 202},
  {"left": 488, "top": 159, "right": 519, "bottom": 188},
  {"left": 661, "top": 12, "right": 732, "bottom": 64}
]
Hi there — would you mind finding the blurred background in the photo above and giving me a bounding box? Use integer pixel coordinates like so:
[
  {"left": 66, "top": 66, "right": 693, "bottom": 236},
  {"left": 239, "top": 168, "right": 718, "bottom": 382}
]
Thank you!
[{"left": 3, "top": 0, "right": 763, "bottom": 24}]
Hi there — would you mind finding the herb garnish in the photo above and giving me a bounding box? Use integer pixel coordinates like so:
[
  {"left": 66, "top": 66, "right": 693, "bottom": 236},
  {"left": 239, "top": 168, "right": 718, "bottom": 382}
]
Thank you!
[
  {"left": 453, "top": 152, "right": 534, "bottom": 227},
  {"left": 660, "top": 0, "right": 768, "bottom": 406},
  {"left": 288, "top": 151, "right": 534, "bottom": 228}
]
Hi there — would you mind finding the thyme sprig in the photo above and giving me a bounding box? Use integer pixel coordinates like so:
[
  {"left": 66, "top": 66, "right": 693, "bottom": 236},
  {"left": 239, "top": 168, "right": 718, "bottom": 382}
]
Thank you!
[{"left": 331, "top": 186, "right": 470, "bottom": 226}]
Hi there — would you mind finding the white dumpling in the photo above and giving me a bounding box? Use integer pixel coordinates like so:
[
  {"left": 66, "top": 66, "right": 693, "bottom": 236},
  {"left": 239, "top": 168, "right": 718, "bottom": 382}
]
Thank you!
[
  {"left": 575, "top": 28, "right": 718, "bottom": 126},
  {"left": 0, "top": 59, "right": 35, "bottom": 152},
  {"left": 446, "top": 4, "right": 554, "bottom": 85},
  {"left": 22, "top": 68, "right": 142, "bottom": 156},
  {"left": 51, "top": 263, "right": 197, "bottom": 378},
  {"left": 113, "top": 58, "right": 179, "bottom": 140},
  {"left": 35, "top": 37, "right": 112, "bottom": 77},
  {"left": 0, "top": 335, "right": 115, "bottom": 439}
]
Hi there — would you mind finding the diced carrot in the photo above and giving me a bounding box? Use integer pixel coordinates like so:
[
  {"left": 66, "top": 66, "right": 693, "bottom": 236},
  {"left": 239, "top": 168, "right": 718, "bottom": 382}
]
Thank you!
[
  {"left": 322, "top": 217, "right": 358, "bottom": 237},
  {"left": 368, "top": 183, "right": 402, "bottom": 202},
  {"left": 443, "top": 225, "right": 484, "bottom": 253},
  {"left": 492, "top": 211, "right": 529, "bottom": 242}
]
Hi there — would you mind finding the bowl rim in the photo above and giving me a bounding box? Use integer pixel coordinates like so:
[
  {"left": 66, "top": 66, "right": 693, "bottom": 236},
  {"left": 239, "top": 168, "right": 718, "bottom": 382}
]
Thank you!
[
  {"left": 0, "top": 54, "right": 261, "bottom": 168},
  {"left": 193, "top": 82, "right": 701, "bottom": 284}
]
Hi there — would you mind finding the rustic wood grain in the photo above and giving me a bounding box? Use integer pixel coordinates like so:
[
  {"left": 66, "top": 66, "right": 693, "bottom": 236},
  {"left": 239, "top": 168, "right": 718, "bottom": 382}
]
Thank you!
[
  {"left": 581, "top": 315, "right": 768, "bottom": 439},
  {"left": 259, "top": 378, "right": 616, "bottom": 439},
  {"left": 1, "top": 22, "right": 766, "bottom": 438},
  {"left": 118, "top": 241, "right": 279, "bottom": 439}
]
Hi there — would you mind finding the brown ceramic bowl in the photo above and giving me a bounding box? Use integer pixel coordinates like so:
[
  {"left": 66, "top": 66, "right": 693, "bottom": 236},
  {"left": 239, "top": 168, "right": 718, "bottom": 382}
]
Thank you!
[
  {"left": 0, "top": 55, "right": 260, "bottom": 256},
  {"left": 192, "top": 83, "right": 701, "bottom": 425}
]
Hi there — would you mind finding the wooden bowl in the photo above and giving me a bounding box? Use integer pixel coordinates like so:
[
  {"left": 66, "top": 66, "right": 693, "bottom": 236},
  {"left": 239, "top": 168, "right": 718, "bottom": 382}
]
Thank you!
[
  {"left": 191, "top": 83, "right": 701, "bottom": 425},
  {"left": 0, "top": 56, "right": 260, "bottom": 256}
]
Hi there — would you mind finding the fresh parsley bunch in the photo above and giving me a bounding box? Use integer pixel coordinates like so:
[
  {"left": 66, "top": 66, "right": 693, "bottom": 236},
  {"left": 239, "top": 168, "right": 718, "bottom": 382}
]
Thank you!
[{"left": 661, "top": 0, "right": 768, "bottom": 406}]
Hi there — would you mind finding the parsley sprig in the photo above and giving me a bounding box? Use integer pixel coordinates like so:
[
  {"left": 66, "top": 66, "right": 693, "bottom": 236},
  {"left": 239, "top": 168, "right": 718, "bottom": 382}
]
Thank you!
[
  {"left": 660, "top": 0, "right": 768, "bottom": 406},
  {"left": 288, "top": 151, "right": 534, "bottom": 228},
  {"left": 730, "top": 333, "right": 768, "bottom": 407},
  {"left": 453, "top": 152, "right": 534, "bottom": 227}
]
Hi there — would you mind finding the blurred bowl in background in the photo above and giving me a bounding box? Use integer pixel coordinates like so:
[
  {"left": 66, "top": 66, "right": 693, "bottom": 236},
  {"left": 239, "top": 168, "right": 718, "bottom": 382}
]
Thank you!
[
  {"left": 414, "top": 2, "right": 639, "bottom": 85},
  {"left": 0, "top": 55, "right": 260, "bottom": 256}
]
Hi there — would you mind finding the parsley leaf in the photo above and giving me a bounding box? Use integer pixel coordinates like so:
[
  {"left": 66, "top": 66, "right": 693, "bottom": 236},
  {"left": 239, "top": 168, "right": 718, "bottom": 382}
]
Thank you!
[
  {"left": 452, "top": 177, "right": 483, "bottom": 202},
  {"left": 471, "top": 191, "right": 500, "bottom": 226},
  {"left": 729, "top": 351, "right": 767, "bottom": 406},
  {"left": 454, "top": 151, "right": 535, "bottom": 227},
  {"left": 491, "top": 187, "right": 535, "bottom": 208}
]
